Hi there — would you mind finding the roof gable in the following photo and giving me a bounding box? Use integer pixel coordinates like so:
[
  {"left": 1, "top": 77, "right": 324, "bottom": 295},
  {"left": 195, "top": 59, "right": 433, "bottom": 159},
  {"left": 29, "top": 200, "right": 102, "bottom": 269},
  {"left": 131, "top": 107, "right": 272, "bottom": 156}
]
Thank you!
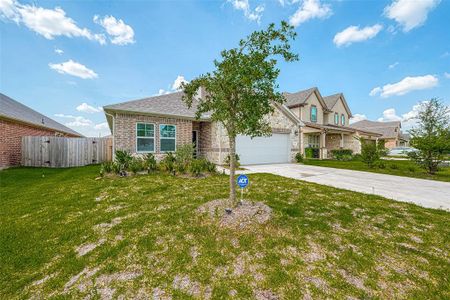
[
  {"left": 0, "top": 93, "right": 82, "bottom": 136},
  {"left": 350, "top": 120, "right": 401, "bottom": 139},
  {"left": 284, "top": 87, "right": 328, "bottom": 110}
]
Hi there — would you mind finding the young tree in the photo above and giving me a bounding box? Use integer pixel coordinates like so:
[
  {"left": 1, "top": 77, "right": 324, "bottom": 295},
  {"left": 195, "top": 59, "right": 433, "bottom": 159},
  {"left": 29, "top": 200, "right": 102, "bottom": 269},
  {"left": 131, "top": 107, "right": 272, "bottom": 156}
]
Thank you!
[
  {"left": 182, "top": 21, "right": 298, "bottom": 204},
  {"left": 408, "top": 99, "right": 450, "bottom": 174}
]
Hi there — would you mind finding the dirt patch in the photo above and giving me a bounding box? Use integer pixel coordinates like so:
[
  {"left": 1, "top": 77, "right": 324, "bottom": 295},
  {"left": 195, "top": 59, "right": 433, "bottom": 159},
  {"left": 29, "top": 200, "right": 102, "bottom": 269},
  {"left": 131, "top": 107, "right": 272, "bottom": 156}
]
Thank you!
[
  {"left": 303, "top": 241, "right": 326, "bottom": 263},
  {"left": 254, "top": 289, "right": 278, "bottom": 300},
  {"left": 197, "top": 199, "right": 272, "bottom": 229},
  {"left": 64, "top": 267, "right": 100, "bottom": 292},
  {"left": 93, "top": 217, "right": 123, "bottom": 234},
  {"left": 338, "top": 269, "right": 370, "bottom": 293},
  {"left": 305, "top": 276, "right": 330, "bottom": 293},
  {"left": 75, "top": 239, "right": 106, "bottom": 257},
  {"left": 152, "top": 287, "right": 172, "bottom": 300},
  {"left": 172, "top": 274, "right": 211, "bottom": 298}
]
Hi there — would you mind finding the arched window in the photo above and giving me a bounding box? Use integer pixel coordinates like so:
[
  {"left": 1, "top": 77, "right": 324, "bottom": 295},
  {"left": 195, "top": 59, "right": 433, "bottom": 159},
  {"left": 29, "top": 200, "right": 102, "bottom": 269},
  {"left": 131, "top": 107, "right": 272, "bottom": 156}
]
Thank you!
[
  {"left": 341, "top": 114, "right": 345, "bottom": 125},
  {"left": 334, "top": 113, "right": 339, "bottom": 125},
  {"left": 310, "top": 105, "right": 317, "bottom": 123}
]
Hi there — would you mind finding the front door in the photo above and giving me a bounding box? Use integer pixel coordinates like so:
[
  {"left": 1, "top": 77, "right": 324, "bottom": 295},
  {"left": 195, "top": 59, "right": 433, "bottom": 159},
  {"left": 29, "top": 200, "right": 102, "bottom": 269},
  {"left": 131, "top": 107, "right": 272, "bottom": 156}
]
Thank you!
[{"left": 192, "top": 130, "right": 198, "bottom": 157}]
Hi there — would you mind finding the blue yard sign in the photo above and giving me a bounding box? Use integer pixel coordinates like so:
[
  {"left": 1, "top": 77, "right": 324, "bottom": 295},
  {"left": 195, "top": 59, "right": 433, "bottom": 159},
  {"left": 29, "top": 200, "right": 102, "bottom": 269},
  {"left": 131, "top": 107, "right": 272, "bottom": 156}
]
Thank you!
[{"left": 237, "top": 174, "right": 249, "bottom": 189}]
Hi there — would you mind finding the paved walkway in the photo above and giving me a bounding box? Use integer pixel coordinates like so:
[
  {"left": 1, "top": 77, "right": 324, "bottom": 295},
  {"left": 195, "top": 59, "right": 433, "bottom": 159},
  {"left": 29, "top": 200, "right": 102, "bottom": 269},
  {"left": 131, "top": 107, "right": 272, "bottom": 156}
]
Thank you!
[{"left": 225, "top": 164, "right": 450, "bottom": 210}]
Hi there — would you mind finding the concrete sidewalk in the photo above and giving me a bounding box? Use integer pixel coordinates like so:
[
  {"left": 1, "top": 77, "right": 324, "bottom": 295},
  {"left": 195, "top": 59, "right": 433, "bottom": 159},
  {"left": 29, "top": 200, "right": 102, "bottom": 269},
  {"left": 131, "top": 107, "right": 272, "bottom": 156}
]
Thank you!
[{"left": 223, "top": 164, "right": 450, "bottom": 210}]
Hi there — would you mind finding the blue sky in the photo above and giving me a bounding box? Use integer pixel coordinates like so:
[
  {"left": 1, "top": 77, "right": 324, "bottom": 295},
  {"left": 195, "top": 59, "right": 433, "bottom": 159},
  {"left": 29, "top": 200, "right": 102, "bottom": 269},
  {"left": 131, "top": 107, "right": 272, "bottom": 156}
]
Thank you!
[{"left": 1, "top": 0, "right": 449, "bottom": 136}]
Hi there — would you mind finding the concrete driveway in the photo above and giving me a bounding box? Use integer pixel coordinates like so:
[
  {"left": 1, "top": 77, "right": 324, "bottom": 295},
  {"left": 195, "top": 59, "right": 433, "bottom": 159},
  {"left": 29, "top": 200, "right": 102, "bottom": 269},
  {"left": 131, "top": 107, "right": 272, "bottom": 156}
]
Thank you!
[{"left": 241, "top": 164, "right": 450, "bottom": 210}]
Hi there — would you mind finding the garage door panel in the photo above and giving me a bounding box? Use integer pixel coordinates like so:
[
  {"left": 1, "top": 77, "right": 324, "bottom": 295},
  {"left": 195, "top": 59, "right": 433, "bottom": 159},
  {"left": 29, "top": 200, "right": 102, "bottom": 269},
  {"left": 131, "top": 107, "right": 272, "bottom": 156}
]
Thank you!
[{"left": 236, "top": 134, "right": 290, "bottom": 165}]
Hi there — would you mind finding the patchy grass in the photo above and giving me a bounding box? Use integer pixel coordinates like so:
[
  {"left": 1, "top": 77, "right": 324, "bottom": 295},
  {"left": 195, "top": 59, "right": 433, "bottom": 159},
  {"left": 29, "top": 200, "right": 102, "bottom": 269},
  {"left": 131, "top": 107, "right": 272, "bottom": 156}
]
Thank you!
[
  {"left": 0, "top": 166, "right": 449, "bottom": 299},
  {"left": 303, "top": 159, "right": 450, "bottom": 182}
]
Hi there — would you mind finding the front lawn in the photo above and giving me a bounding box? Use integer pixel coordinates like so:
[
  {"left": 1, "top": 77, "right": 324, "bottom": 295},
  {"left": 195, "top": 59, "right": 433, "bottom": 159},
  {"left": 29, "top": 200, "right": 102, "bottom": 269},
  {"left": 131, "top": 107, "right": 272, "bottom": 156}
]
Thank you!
[
  {"left": 303, "top": 159, "right": 450, "bottom": 182},
  {"left": 1, "top": 166, "right": 449, "bottom": 299}
]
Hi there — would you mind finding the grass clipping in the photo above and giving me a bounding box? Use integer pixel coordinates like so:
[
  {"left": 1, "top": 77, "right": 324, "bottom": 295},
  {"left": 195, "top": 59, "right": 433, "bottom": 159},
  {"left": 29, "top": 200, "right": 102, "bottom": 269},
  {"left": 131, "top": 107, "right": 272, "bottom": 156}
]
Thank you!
[{"left": 197, "top": 199, "right": 272, "bottom": 229}]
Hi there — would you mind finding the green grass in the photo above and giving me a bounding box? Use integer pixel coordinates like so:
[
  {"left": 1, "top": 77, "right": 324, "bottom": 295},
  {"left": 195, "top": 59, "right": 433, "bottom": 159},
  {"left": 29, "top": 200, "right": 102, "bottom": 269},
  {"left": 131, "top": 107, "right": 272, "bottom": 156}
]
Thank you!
[
  {"left": 1, "top": 166, "right": 449, "bottom": 299},
  {"left": 303, "top": 159, "right": 450, "bottom": 182}
]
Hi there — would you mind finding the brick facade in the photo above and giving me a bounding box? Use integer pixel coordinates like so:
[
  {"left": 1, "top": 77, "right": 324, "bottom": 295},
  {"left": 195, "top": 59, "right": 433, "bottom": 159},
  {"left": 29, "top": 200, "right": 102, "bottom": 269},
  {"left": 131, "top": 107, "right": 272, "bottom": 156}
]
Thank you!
[
  {"left": 114, "top": 113, "right": 193, "bottom": 159},
  {"left": 0, "top": 118, "right": 70, "bottom": 169}
]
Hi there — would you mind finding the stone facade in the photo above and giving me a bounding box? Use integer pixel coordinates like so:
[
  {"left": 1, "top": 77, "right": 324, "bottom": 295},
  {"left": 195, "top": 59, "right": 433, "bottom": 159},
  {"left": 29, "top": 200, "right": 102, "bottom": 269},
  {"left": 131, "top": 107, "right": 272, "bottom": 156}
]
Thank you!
[
  {"left": 0, "top": 118, "right": 73, "bottom": 169},
  {"left": 114, "top": 113, "right": 192, "bottom": 159}
]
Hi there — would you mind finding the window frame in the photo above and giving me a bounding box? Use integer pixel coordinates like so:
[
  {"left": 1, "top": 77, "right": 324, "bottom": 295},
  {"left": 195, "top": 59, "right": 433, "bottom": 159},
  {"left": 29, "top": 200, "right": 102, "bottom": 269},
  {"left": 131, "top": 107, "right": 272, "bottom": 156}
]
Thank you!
[
  {"left": 310, "top": 105, "right": 318, "bottom": 123},
  {"left": 159, "top": 124, "right": 177, "bottom": 153},
  {"left": 136, "top": 122, "right": 155, "bottom": 153},
  {"left": 341, "top": 114, "right": 345, "bottom": 126},
  {"left": 334, "top": 112, "right": 339, "bottom": 125}
]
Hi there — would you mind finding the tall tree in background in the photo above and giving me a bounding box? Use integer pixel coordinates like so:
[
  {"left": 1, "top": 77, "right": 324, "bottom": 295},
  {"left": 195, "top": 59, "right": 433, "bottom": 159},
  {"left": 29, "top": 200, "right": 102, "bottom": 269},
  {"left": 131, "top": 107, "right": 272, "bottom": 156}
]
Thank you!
[
  {"left": 408, "top": 99, "right": 450, "bottom": 174},
  {"left": 182, "top": 21, "right": 298, "bottom": 204}
]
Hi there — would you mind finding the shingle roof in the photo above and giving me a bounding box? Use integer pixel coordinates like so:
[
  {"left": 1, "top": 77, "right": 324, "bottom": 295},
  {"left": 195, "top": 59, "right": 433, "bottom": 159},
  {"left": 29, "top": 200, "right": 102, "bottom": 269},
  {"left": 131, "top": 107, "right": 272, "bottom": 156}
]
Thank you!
[
  {"left": 323, "top": 93, "right": 341, "bottom": 110},
  {"left": 350, "top": 120, "right": 401, "bottom": 139},
  {"left": 103, "top": 92, "right": 210, "bottom": 119},
  {"left": 283, "top": 87, "right": 318, "bottom": 107},
  {"left": 0, "top": 93, "right": 82, "bottom": 136}
]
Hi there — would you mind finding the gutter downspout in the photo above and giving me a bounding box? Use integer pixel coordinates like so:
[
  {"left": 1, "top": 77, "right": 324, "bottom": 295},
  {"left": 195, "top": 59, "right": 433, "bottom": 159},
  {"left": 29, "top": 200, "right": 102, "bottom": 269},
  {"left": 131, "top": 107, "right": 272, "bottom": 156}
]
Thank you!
[{"left": 104, "top": 111, "right": 115, "bottom": 160}]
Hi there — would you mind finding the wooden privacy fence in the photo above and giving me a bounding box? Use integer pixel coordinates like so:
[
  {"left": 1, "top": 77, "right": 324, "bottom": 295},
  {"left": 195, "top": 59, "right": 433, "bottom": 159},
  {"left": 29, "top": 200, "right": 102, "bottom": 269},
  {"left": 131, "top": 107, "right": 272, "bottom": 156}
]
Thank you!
[{"left": 22, "top": 136, "right": 112, "bottom": 168}]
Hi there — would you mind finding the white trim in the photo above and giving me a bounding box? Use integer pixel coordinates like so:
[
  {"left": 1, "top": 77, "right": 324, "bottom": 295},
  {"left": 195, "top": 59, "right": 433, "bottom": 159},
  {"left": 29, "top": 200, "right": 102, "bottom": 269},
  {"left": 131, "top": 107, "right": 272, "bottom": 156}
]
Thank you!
[
  {"left": 136, "top": 122, "right": 155, "bottom": 153},
  {"left": 159, "top": 124, "right": 177, "bottom": 153}
]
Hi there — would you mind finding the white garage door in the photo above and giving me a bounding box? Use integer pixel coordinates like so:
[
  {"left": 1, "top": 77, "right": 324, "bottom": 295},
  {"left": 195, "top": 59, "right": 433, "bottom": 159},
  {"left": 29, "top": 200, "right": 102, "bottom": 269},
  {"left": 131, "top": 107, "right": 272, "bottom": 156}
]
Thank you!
[{"left": 236, "top": 134, "right": 290, "bottom": 165}]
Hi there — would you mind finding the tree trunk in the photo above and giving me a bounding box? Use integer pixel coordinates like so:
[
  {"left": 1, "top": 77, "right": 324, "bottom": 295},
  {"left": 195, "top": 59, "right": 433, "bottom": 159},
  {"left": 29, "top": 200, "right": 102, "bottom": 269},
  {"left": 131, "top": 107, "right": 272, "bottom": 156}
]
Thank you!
[{"left": 228, "top": 135, "right": 237, "bottom": 205}]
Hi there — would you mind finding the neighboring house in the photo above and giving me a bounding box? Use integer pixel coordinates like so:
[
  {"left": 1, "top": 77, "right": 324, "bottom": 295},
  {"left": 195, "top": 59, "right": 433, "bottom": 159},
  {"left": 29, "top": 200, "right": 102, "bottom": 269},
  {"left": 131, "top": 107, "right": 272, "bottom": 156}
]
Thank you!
[
  {"left": 0, "top": 93, "right": 82, "bottom": 168},
  {"left": 103, "top": 87, "right": 380, "bottom": 165},
  {"left": 350, "top": 120, "right": 409, "bottom": 149}
]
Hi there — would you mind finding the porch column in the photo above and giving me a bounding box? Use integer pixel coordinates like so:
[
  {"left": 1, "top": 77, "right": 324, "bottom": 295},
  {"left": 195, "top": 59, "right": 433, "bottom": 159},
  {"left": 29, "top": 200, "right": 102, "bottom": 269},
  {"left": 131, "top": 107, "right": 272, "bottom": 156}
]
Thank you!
[
  {"left": 299, "top": 127, "right": 304, "bottom": 156},
  {"left": 320, "top": 131, "right": 327, "bottom": 159},
  {"left": 340, "top": 133, "right": 344, "bottom": 148}
]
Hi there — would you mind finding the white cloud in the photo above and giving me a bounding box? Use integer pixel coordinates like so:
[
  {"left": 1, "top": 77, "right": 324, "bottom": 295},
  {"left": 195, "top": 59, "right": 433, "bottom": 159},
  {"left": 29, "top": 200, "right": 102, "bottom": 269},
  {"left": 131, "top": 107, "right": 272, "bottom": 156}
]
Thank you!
[
  {"left": 54, "top": 48, "right": 64, "bottom": 55},
  {"left": 49, "top": 60, "right": 98, "bottom": 79},
  {"left": 171, "top": 75, "right": 188, "bottom": 91},
  {"left": 76, "top": 102, "right": 102, "bottom": 113},
  {"left": 93, "top": 15, "right": 135, "bottom": 45},
  {"left": 54, "top": 114, "right": 110, "bottom": 136},
  {"left": 228, "top": 0, "right": 264, "bottom": 23},
  {"left": 333, "top": 24, "right": 382, "bottom": 47},
  {"left": 350, "top": 114, "right": 367, "bottom": 124},
  {"left": 377, "top": 101, "right": 431, "bottom": 130},
  {"left": 0, "top": 0, "right": 106, "bottom": 44},
  {"left": 388, "top": 62, "right": 399, "bottom": 69},
  {"left": 444, "top": 72, "right": 450, "bottom": 79},
  {"left": 289, "top": 0, "right": 332, "bottom": 27},
  {"left": 384, "top": 0, "right": 440, "bottom": 32},
  {"left": 369, "top": 75, "right": 438, "bottom": 98}
]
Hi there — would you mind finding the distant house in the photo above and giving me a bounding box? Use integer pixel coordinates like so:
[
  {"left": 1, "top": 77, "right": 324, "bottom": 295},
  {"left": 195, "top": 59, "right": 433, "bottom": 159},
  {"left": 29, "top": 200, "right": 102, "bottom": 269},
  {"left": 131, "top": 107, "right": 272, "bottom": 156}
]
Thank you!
[
  {"left": 0, "top": 93, "right": 82, "bottom": 168},
  {"left": 350, "top": 120, "right": 409, "bottom": 149},
  {"left": 103, "top": 86, "right": 381, "bottom": 164}
]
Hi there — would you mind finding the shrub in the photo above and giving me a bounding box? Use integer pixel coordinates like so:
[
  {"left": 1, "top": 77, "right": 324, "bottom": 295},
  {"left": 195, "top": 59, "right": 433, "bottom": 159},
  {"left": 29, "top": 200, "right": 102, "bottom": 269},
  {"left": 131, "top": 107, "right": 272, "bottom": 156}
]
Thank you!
[
  {"left": 144, "top": 153, "right": 158, "bottom": 173},
  {"left": 101, "top": 161, "right": 114, "bottom": 173},
  {"left": 341, "top": 154, "right": 353, "bottom": 161},
  {"left": 377, "top": 161, "right": 386, "bottom": 169},
  {"left": 360, "top": 141, "right": 380, "bottom": 168},
  {"left": 202, "top": 158, "right": 217, "bottom": 173},
  {"left": 225, "top": 154, "right": 240, "bottom": 168},
  {"left": 160, "top": 152, "right": 176, "bottom": 175},
  {"left": 305, "top": 148, "right": 314, "bottom": 159},
  {"left": 175, "top": 144, "right": 194, "bottom": 173},
  {"left": 352, "top": 154, "right": 362, "bottom": 161},
  {"left": 331, "top": 149, "right": 353, "bottom": 160},
  {"left": 189, "top": 159, "right": 204, "bottom": 177},
  {"left": 129, "top": 157, "right": 145, "bottom": 174},
  {"left": 408, "top": 166, "right": 416, "bottom": 172},
  {"left": 115, "top": 150, "right": 132, "bottom": 172},
  {"left": 112, "top": 162, "right": 121, "bottom": 174},
  {"left": 389, "top": 163, "right": 399, "bottom": 170},
  {"left": 295, "top": 152, "right": 304, "bottom": 163}
]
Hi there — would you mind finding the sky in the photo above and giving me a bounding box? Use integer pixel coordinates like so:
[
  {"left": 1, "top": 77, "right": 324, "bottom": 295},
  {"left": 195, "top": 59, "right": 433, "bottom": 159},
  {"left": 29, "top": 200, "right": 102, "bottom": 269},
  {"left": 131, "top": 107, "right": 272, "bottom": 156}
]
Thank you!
[{"left": 1, "top": 0, "right": 449, "bottom": 137}]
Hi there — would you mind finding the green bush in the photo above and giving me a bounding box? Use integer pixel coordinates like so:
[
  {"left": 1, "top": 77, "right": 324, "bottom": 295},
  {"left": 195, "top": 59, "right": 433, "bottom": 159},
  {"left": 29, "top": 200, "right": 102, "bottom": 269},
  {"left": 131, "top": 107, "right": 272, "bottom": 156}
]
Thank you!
[
  {"left": 377, "top": 161, "right": 386, "bottom": 169},
  {"left": 389, "top": 163, "right": 399, "bottom": 170},
  {"left": 202, "top": 158, "right": 217, "bottom": 173},
  {"left": 295, "top": 152, "right": 304, "bottom": 163},
  {"left": 129, "top": 157, "right": 145, "bottom": 174},
  {"left": 144, "top": 153, "right": 158, "bottom": 173},
  {"left": 352, "top": 154, "right": 362, "bottom": 161},
  {"left": 115, "top": 150, "right": 132, "bottom": 172},
  {"left": 408, "top": 166, "right": 416, "bottom": 172},
  {"left": 189, "top": 159, "right": 205, "bottom": 177},
  {"left": 331, "top": 149, "right": 353, "bottom": 160},
  {"left": 101, "top": 161, "right": 114, "bottom": 174},
  {"left": 360, "top": 141, "right": 380, "bottom": 168},
  {"left": 175, "top": 144, "right": 194, "bottom": 173},
  {"left": 305, "top": 148, "right": 314, "bottom": 159},
  {"left": 160, "top": 152, "right": 176, "bottom": 175},
  {"left": 224, "top": 154, "right": 240, "bottom": 168},
  {"left": 112, "top": 162, "right": 121, "bottom": 174}
]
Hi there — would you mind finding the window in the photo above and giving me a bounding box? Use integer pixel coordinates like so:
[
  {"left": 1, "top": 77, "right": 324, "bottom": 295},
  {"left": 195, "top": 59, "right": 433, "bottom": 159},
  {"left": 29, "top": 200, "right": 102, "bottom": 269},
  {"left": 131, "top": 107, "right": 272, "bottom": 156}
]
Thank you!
[
  {"left": 334, "top": 113, "right": 339, "bottom": 125},
  {"left": 310, "top": 105, "right": 317, "bottom": 123},
  {"left": 160, "top": 124, "right": 176, "bottom": 152},
  {"left": 308, "top": 135, "right": 320, "bottom": 148},
  {"left": 136, "top": 123, "right": 155, "bottom": 152},
  {"left": 341, "top": 114, "right": 345, "bottom": 125}
]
